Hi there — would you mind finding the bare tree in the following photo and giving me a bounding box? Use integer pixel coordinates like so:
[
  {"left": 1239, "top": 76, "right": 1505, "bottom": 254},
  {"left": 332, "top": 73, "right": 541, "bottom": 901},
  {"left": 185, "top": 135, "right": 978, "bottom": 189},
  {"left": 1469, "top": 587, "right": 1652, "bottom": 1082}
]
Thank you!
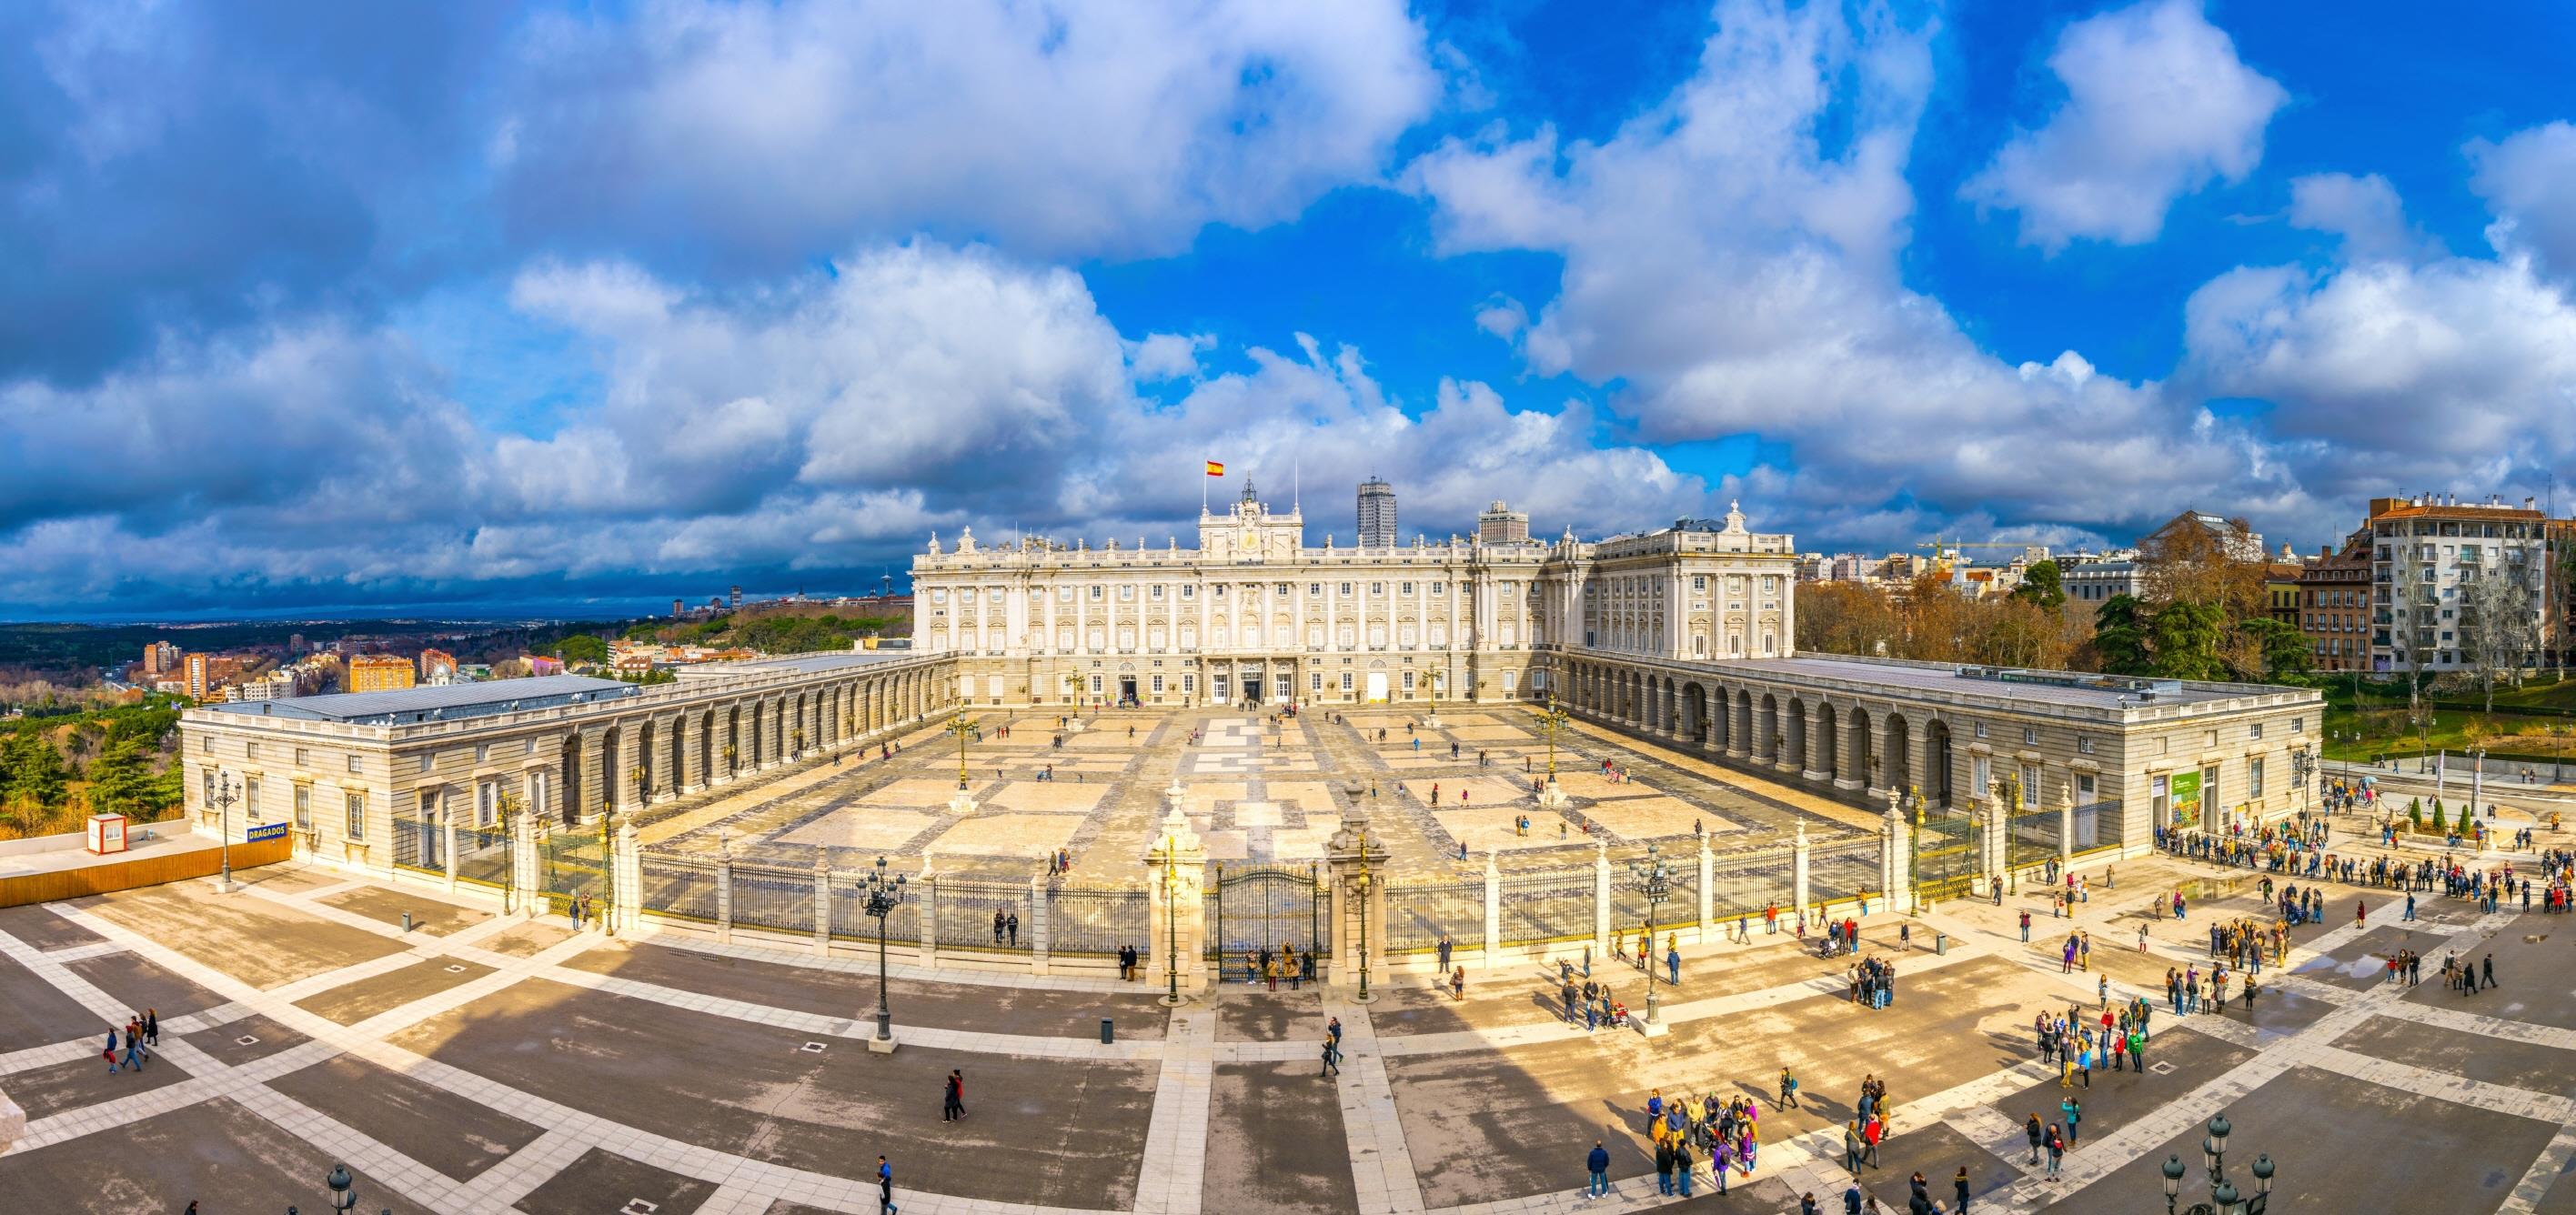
[
  {"left": 2460, "top": 565, "right": 2541, "bottom": 712},
  {"left": 2385, "top": 527, "right": 2437, "bottom": 722}
]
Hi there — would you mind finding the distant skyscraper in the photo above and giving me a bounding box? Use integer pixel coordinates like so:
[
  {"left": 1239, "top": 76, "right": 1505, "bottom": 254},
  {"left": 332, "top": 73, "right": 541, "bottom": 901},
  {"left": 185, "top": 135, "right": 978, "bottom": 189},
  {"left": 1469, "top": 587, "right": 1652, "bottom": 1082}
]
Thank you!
[
  {"left": 673, "top": 597, "right": 685, "bottom": 618},
  {"left": 730, "top": 585, "right": 742, "bottom": 612},
  {"left": 1357, "top": 477, "right": 1397, "bottom": 547},
  {"left": 1476, "top": 499, "right": 1530, "bottom": 544}
]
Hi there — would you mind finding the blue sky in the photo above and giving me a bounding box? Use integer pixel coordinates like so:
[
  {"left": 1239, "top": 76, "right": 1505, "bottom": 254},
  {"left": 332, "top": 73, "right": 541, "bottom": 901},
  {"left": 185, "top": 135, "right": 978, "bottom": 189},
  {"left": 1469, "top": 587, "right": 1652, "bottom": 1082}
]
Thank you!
[{"left": 5, "top": 0, "right": 2574, "bottom": 620}]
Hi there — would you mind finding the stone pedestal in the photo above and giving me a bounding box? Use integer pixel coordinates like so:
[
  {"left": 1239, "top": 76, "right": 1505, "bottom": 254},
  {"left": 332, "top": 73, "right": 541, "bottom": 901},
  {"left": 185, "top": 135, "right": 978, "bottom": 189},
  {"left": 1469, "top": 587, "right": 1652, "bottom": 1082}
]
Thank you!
[
  {"left": 0, "top": 1085, "right": 22, "bottom": 1157},
  {"left": 1145, "top": 800, "right": 1209, "bottom": 1003},
  {"left": 1325, "top": 792, "right": 1393, "bottom": 1001},
  {"left": 946, "top": 789, "right": 981, "bottom": 816},
  {"left": 1535, "top": 777, "right": 1572, "bottom": 811}
]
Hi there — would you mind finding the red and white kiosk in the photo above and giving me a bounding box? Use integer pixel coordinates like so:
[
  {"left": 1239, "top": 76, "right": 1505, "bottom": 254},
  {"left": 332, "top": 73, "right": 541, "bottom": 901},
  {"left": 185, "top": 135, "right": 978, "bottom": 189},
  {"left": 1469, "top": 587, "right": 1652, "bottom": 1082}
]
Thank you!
[{"left": 85, "top": 813, "right": 129, "bottom": 856}]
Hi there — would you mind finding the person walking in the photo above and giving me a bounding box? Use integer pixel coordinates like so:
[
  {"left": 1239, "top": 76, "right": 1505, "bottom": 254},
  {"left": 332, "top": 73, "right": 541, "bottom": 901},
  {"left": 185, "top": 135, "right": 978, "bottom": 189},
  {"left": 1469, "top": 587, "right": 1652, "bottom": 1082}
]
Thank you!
[
  {"left": 1955, "top": 1166, "right": 1973, "bottom": 1213},
  {"left": 1585, "top": 1140, "right": 1611, "bottom": 1200},
  {"left": 1779, "top": 1067, "right": 1801, "bottom": 1110},
  {"left": 942, "top": 1069, "right": 965, "bottom": 1121},
  {"left": 144, "top": 1009, "right": 159, "bottom": 1047},
  {"left": 1321, "top": 1035, "right": 1340, "bottom": 1078},
  {"left": 1437, "top": 934, "right": 1454, "bottom": 971},
  {"left": 2483, "top": 953, "right": 2498, "bottom": 989},
  {"left": 2025, "top": 1113, "right": 2045, "bottom": 1165},
  {"left": 1666, "top": 943, "right": 1682, "bottom": 986},
  {"left": 1845, "top": 1120, "right": 1866, "bottom": 1173},
  {"left": 2019, "top": 909, "right": 2031, "bottom": 942},
  {"left": 879, "top": 1156, "right": 896, "bottom": 1215},
  {"left": 1451, "top": 965, "right": 1466, "bottom": 1001},
  {"left": 2045, "top": 1125, "right": 2065, "bottom": 1180}
]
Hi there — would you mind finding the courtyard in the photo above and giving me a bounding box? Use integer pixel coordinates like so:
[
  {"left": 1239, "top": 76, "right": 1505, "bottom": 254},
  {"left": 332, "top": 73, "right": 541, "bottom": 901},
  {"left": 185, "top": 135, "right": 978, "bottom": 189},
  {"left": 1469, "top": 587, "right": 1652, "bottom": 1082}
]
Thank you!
[{"left": 5, "top": 718, "right": 2575, "bottom": 1213}]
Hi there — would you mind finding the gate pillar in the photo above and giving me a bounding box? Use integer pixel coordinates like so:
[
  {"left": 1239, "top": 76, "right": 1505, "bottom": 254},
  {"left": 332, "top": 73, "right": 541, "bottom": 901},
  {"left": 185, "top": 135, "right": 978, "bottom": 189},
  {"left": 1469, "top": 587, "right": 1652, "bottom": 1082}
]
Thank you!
[
  {"left": 2057, "top": 785, "right": 2076, "bottom": 872},
  {"left": 1325, "top": 791, "right": 1392, "bottom": 1000},
  {"left": 1145, "top": 803, "right": 1210, "bottom": 999},
  {"left": 1792, "top": 822, "right": 1810, "bottom": 919},
  {"left": 1983, "top": 795, "right": 2007, "bottom": 894},
  {"left": 1882, "top": 788, "right": 1912, "bottom": 915}
]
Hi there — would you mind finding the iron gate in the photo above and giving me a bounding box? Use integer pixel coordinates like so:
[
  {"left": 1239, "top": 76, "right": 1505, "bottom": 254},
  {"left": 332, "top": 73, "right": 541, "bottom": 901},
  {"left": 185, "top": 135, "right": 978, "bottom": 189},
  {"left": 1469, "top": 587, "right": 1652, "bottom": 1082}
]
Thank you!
[
  {"left": 1204, "top": 863, "right": 1324, "bottom": 981},
  {"left": 2006, "top": 805, "right": 2063, "bottom": 877},
  {"left": 1911, "top": 802, "right": 1982, "bottom": 905}
]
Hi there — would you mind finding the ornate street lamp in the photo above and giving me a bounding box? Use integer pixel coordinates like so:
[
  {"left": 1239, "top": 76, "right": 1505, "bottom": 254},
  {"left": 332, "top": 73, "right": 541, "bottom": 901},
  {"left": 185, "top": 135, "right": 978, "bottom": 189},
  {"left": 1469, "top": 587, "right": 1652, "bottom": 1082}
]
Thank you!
[
  {"left": 209, "top": 770, "right": 240, "bottom": 893},
  {"left": 1160, "top": 841, "right": 1182, "bottom": 1007},
  {"left": 861, "top": 855, "right": 908, "bottom": 1048},
  {"left": 1536, "top": 696, "right": 1573, "bottom": 809},
  {"left": 2162, "top": 1113, "right": 2271, "bottom": 1215},
  {"left": 327, "top": 1163, "right": 356, "bottom": 1213},
  {"left": 1991, "top": 768, "right": 2024, "bottom": 894},
  {"left": 946, "top": 708, "right": 979, "bottom": 791},
  {"left": 1626, "top": 840, "right": 1672, "bottom": 1030},
  {"left": 1353, "top": 824, "right": 1375, "bottom": 1004}
]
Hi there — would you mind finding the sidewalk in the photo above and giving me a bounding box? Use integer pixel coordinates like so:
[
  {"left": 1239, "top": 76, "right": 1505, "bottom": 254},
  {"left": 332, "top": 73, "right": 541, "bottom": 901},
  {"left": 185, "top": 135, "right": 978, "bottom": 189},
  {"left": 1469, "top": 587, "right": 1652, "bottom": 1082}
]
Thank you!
[{"left": 0, "top": 823, "right": 221, "bottom": 879}]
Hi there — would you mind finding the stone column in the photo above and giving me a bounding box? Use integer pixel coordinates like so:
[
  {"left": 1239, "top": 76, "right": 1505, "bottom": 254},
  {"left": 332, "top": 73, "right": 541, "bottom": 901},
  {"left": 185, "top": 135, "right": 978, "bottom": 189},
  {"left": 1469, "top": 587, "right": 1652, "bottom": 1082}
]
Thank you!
[
  {"left": 1028, "top": 875, "right": 1050, "bottom": 977},
  {"left": 613, "top": 814, "right": 640, "bottom": 937},
  {"left": 1146, "top": 802, "right": 1211, "bottom": 998},
  {"left": 1985, "top": 795, "right": 2008, "bottom": 890},
  {"left": 1750, "top": 704, "right": 1772, "bottom": 766},
  {"left": 1836, "top": 713, "right": 1864, "bottom": 790},
  {"left": 1729, "top": 695, "right": 1751, "bottom": 759},
  {"left": 1325, "top": 797, "right": 1393, "bottom": 999},
  {"left": 1792, "top": 821, "right": 1811, "bottom": 918},
  {"left": 716, "top": 849, "right": 735, "bottom": 945},
  {"left": 512, "top": 810, "right": 540, "bottom": 919},
  {"left": 2058, "top": 786, "right": 2076, "bottom": 872},
  {"left": 1591, "top": 839, "right": 1612, "bottom": 958},
  {"left": 1697, "top": 835, "right": 1715, "bottom": 935},
  {"left": 1802, "top": 706, "right": 1828, "bottom": 782},
  {"left": 1775, "top": 702, "right": 1798, "bottom": 775},
  {"left": 1482, "top": 851, "right": 1502, "bottom": 972},
  {"left": 1866, "top": 716, "right": 1890, "bottom": 800},
  {"left": 812, "top": 849, "right": 833, "bottom": 958},
  {"left": 1882, "top": 788, "right": 1911, "bottom": 915},
  {"left": 442, "top": 814, "right": 458, "bottom": 893}
]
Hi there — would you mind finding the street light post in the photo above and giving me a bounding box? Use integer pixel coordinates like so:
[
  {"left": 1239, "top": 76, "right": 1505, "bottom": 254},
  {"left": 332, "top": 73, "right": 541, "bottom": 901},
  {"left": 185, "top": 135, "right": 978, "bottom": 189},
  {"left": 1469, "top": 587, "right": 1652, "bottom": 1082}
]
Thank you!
[
  {"left": 2159, "top": 1113, "right": 2272, "bottom": 1215},
  {"left": 946, "top": 708, "right": 977, "bottom": 791},
  {"left": 1353, "top": 824, "right": 1374, "bottom": 1004},
  {"left": 1160, "top": 842, "right": 1182, "bottom": 1007},
  {"left": 1991, "top": 769, "right": 2024, "bottom": 893},
  {"left": 862, "top": 855, "right": 907, "bottom": 1051},
  {"left": 209, "top": 771, "right": 240, "bottom": 893},
  {"left": 327, "top": 1163, "right": 356, "bottom": 1213},
  {"left": 1625, "top": 840, "right": 1671, "bottom": 1033},
  {"left": 1536, "top": 696, "right": 1572, "bottom": 809}
]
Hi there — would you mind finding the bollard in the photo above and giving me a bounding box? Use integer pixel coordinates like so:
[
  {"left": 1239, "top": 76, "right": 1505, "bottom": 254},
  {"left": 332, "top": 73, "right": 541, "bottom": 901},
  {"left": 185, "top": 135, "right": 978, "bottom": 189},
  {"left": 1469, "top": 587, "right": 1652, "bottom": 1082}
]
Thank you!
[
  {"left": 401, "top": 911, "right": 413, "bottom": 934},
  {"left": 1100, "top": 1018, "right": 1113, "bottom": 1045}
]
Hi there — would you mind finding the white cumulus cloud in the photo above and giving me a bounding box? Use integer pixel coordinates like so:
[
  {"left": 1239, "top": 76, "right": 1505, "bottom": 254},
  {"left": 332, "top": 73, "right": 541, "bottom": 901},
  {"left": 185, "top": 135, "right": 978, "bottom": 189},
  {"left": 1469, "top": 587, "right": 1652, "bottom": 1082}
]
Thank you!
[{"left": 1963, "top": 0, "right": 2287, "bottom": 251}]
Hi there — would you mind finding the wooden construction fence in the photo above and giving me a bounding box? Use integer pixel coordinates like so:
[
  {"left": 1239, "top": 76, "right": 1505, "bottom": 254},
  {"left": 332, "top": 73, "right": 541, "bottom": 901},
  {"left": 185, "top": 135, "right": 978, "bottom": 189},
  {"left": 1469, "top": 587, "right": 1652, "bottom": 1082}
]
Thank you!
[{"left": 0, "top": 837, "right": 292, "bottom": 909}]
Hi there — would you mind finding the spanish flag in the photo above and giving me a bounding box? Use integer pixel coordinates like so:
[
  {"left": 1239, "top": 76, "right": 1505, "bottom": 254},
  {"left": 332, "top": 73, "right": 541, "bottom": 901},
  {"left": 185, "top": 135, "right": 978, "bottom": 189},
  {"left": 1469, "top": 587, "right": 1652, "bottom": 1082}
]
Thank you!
[{"left": 1205, "top": 461, "right": 1225, "bottom": 477}]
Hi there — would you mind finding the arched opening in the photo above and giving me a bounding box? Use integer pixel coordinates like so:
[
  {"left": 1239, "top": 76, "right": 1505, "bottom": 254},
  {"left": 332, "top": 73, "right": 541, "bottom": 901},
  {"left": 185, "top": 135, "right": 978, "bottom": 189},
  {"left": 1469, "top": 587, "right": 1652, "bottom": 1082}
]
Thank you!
[
  {"left": 1927, "top": 718, "right": 1955, "bottom": 807},
  {"left": 1886, "top": 715, "right": 1913, "bottom": 798}
]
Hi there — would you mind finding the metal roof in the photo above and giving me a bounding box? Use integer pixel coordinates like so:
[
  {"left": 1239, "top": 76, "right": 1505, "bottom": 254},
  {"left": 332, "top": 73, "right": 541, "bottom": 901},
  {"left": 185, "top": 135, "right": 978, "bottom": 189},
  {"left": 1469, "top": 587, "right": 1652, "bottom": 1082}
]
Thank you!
[
  {"left": 1726, "top": 656, "right": 2250, "bottom": 708},
  {"left": 206, "top": 675, "right": 637, "bottom": 724}
]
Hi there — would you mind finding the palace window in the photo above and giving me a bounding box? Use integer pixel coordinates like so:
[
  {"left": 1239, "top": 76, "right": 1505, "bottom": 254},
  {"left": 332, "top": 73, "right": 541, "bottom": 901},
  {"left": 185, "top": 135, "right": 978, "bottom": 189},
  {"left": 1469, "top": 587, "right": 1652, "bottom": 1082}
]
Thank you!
[{"left": 345, "top": 791, "right": 367, "bottom": 840}]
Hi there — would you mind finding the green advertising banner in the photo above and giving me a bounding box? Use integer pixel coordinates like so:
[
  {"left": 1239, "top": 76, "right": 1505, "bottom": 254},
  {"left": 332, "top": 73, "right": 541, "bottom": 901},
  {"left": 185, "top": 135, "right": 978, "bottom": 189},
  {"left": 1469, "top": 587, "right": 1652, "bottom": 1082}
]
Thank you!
[{"left": 2168, "top": 769, "right": 2202, "bottom": 829}]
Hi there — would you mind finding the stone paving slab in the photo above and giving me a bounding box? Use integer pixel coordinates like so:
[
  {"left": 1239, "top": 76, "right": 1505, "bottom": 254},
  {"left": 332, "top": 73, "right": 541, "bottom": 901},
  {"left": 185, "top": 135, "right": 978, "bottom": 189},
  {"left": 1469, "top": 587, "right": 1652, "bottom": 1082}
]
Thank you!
[
  {"left": 0, "top": 946, "right": 106, "bottom": 1051},
  {"left": 65, "top": 952, "right": 231, "bottom": 1019},
  {"left": 293, "top": 956, "right": 498, "bottom": 1026},
  {"left": 385, "top": 976, "right": 1158, "bottom": 1208},
  {"left": 2036, "top": 1064, "right": 2557, "bottom": 1213},
  {"left": 518, "top": 1145, "right": 721, "bottom": 1215},
  {"left": 0, "top": 1094, "right": 423, "bottom": 1214},
  {"left": 0, "top": 902, "right": 106, "bottom": 950},
  {"left": 268, "top": 1051, "right": 546, "bottom": 1183},
  {"left": 317, "top": 884, "right": 492, "bottom": 936},
  {"left": 477, "top": 919, "right": 578, "bottom": 959},
  {"left": 561, "top": 938, "right": 1172, "bottom": 1039},
  {"left": 68, "top": 881, "right": 412, "bottom": 990},
  {"left": 3, "top": 1048, "right": 190, "bottom": 1121},
  {"left": 176, "top": 1010, "right": 308, "bottom": 1068},
  {"left": 1206, "top": 1060, "right": 1359, "bottom": 1215}
]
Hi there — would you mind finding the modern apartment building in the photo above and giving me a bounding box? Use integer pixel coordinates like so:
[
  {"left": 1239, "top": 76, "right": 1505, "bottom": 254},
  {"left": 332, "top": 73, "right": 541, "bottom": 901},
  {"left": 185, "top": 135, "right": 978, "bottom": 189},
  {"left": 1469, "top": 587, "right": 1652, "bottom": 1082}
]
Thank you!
[{"left": 2368, "top": 495, "right": 2552, "bottom": 674}]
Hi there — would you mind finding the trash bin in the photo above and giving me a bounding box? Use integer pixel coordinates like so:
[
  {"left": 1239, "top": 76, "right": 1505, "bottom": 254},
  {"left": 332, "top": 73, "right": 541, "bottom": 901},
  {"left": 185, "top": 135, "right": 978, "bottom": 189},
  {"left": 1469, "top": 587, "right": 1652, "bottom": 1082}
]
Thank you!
[
  {"left": 1934, "top": 932, "right": 1948, "bottom": 956},
  {"left": 401, "top": 911, "right": 413, "bottom": 934},
  {"left": 1100, "top": 1018, "right": 1113, "bottom": 1045}
]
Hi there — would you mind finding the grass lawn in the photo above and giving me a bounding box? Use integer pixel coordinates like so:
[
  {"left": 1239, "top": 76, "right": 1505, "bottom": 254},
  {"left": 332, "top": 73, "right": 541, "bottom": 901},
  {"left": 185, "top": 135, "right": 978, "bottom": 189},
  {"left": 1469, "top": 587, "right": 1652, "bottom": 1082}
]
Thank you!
[{"left": 2321, "top": 706, "right": 2576, "bottom": 764}]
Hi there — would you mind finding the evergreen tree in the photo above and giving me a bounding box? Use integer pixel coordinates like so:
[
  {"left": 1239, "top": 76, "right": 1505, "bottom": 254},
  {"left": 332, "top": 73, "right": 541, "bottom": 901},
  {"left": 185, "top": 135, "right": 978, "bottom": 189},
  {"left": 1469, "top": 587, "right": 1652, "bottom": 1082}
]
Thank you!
[
  {"left": 2011, "top": 559, "right": 2068, "bottom": 610},
  {"left": 5, "top": 733, "right": 66, "bottom": 811},
  {"left": 89, "top": 736, "right": 152, "bottom": 818},
  {"left": 2093, "top": 595, "right": 2153, "bottom": 675},
  {"left": 2149, "top": 599, "right": 2230, "bottom": 681}
]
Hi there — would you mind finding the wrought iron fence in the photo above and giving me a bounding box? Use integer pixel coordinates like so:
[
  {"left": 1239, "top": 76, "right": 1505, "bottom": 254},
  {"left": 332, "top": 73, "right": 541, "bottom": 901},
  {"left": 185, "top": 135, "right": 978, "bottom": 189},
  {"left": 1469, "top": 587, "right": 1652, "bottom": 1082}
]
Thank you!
[
  {"left": 1609, "top": 848, "right": 1701, "bottom": 933},
  {"left": 537, "top": 829, "right": 606, "bottom": 913},
  {"left": 390, "top": 818, "right": 443, "bottom": 876},
  {"left": 1494, "top": 867, "right": 1595, "bottom": 944},
  {"left": 454, "top": 826, "right": 512, "bottom": 890},
  {"left": 1704, "top": 846, "right": 1795, "bottom": 919},
  {"left": 730, "top": 862, "right": 816, "bottom": 934},
  {"left": 1384, "top": 880, "right": 1483, "bottom": 952},
  {"left": 639, "top": 856, "right": 718, "bottom": 921},
  {"left": 932, "top": 878, "right": 1032, "bottom": 951},
  {"left": 1807, "top": 842, "right": 1880, "bottom": 907},
  {"left": 1046, "top": 885, "right": 1148, "bottom": 957}
]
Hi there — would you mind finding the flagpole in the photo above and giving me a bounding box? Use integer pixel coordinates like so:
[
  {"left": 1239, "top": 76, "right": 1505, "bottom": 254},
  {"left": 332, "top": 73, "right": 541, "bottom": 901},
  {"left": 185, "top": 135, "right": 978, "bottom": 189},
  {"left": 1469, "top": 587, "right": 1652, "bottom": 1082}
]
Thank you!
[{"left": 1202, "top": 459, "right": 1209, "bottom": 517}]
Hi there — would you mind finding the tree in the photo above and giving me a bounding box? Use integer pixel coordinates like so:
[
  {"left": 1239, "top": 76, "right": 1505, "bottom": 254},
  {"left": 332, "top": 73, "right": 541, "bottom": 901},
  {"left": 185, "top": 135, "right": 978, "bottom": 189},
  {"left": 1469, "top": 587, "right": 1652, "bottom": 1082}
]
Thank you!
[
  {"left": 5, "top": 733, "right": 66, "bottom": 811},
  {"left": 2092, "top": 595, "right": 2154, "bottom": 675},
  {"left": 2012, "top": 559, "right": 2067, "bottom": 610},
  {"left": 553, "top": 634, "right": 609, "bottom": 666},
  {"left": 2148, "top": 599, "right": 2230, "bottom": 681},
  {"left": 2460, "top": 567, "right": 2541, "bottom": 711},
  {"left": 2238, "top": 618, "right": 2313, "bottom": 681},
  {"left": 89, "top": 736, "right": 152, "bottom": 817}
]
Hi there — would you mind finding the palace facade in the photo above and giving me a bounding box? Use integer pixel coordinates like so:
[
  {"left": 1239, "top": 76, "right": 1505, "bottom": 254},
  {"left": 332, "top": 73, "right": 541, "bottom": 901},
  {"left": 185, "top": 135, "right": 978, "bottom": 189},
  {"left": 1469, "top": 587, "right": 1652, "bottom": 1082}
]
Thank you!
[{"left": 908, "top": 485, "right": 1800, "bottom": 708}]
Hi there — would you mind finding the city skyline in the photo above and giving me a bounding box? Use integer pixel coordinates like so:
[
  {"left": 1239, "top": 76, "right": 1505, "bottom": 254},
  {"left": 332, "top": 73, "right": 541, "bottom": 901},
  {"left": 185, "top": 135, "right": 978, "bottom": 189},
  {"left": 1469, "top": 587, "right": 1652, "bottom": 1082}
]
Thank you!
[{"left": 5, "top": 1, "right": 2574, "bottom": 619}]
